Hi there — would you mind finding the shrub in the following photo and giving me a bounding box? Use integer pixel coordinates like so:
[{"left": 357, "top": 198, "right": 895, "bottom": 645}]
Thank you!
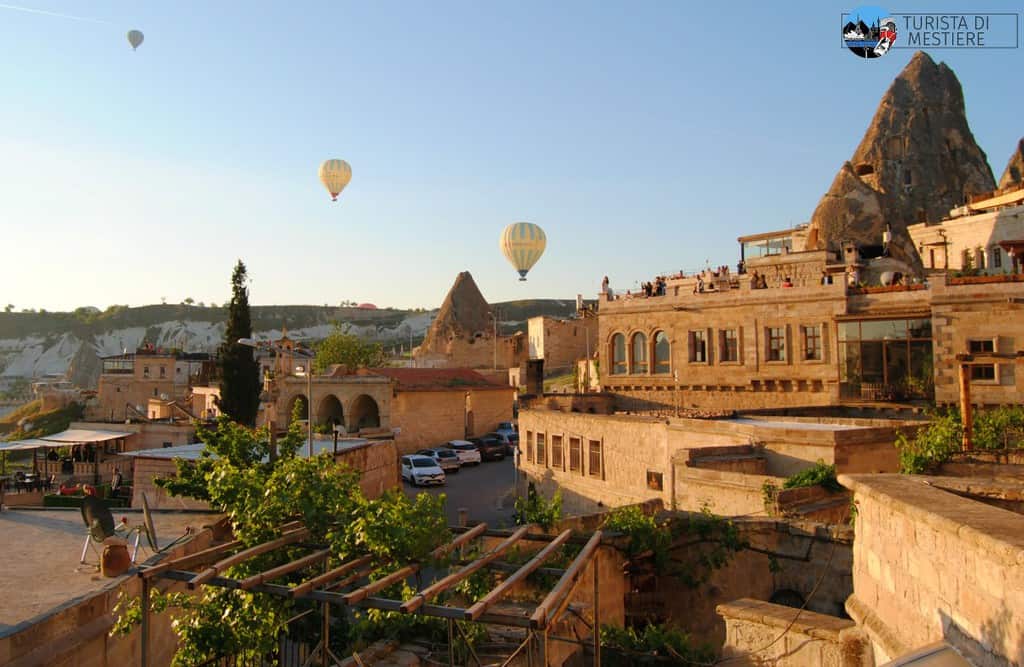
[
  {"left": 895, "top": 408, "right": 961, "bottom": 474},
  {"left": 973, "top": 405, "right": 1024, "bottom": 450},
  {"left": 783, "top": 460, "right": 841, "bottom": 492},
  {"left": 513, "top": 483, "right": 562, "bottom": 530},
  {"left": 600, "top": 623, "right": 715, "bottom": 666}
]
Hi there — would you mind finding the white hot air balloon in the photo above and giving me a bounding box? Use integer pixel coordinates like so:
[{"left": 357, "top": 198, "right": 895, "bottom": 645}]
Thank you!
[
  {"left": 319, "top": 159, "right": 352, "bottom": 201},
  {"left": 127, "top": 30, "right": 144, "bottom": 50},
  {"left": 500, "top": 222, "right": 547, "bottom": 281}
]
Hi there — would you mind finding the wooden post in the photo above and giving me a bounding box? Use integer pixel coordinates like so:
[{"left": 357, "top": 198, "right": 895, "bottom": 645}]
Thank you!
[
  {"left": 140, "top": 577, "right": 150, "bottom": 667},
  {"left": 959, "top": 362, "right": 973, "bottom": 451},
  {"left": 592, "top": 554, "right": 600, "bottom": 667}
]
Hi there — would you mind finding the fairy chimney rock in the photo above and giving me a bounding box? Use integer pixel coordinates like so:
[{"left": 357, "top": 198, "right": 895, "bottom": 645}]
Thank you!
[
  {"left": 806, "top": 51, "right": 995, "bottom": 269},
  {"left": 416, "top": 271, "right": 494, "bottom": 359},
  {"left": 999, "top": 138, "right": 1024, "bottom": 189}
]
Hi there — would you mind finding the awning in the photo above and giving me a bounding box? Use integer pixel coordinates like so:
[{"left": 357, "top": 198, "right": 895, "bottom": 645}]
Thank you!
[
  {"left": 0, "top": 438, "right": 61, "bottom": 451},
  {"left": 39, "top": 429, "right": 133, "bottom": 444}
]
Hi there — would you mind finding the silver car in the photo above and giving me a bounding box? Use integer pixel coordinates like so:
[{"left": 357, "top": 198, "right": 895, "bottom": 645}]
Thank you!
[{"left": 417, "top": 447, "right": 462, "bottom": 473}]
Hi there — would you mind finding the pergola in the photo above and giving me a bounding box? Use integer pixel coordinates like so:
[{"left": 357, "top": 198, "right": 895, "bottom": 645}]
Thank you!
[{"left": 138, "top": 521, "right": 606, "bottom": 667}]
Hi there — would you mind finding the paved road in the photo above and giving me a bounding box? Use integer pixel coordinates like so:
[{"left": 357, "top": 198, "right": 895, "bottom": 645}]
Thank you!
[{"left": 403, "top": 455, "right": 518, "bottom": 528}]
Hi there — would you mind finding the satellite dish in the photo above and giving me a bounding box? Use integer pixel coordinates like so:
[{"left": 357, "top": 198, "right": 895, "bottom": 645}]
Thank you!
[
  {"left": 141, "top": 492, "right": 158, "bottom": 551},
  {"left": 81, "top": 496, "right": 115, "bottom": 542}
]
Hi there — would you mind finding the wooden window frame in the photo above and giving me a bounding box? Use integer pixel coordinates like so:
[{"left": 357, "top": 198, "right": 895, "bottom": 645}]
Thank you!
[
  {"left": 587, "top": 439, "right": 604, "bottom": 479},
  {"left": 551, "top": 434, "right": 564, "bottom": 470},
  {"left": 536, "top": 432, "right": 546, "bottom": 467},
  {"left": 568, "top": 436, "right": 582, "bottom": 473}
]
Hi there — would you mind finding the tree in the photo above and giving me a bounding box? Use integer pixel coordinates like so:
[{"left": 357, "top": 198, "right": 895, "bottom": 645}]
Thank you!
[
  {"left": 3, "top": 304, "right": 12, "bottom": 313},
  {"left": 184, "top": 297, "right": 195, "bottom": 306},
  {"left": 216, "top": 260, "right": 260, "bottom": 425},
  {"left": 314, "top": 325, "right": 386, "bottom": 373}
]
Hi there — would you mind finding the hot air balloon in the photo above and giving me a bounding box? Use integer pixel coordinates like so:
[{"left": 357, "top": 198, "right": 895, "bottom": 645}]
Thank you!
[
  {"left": 500, "top": 222, "right": 547, "bottom": 281},
  {"left": 319, "top": 159, "right": 352, "bottom": 202},
  {"left": 127, "top": 30, "right": 144, "bottom": 50}
]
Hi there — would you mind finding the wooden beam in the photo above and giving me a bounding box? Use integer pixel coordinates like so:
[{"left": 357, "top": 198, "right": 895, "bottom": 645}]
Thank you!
[
  {"left": 141, "top": 539, "right": 243, "bottom": 579},
  {"left": 464, "top": 529, "right": 572, "bottom": 620},
  {"left": 189, "top": 528, "right": 310, "bottom": 588},
  {"left": 400, "top": 524, "right": 533, "bottom": 614},
  {"left": 237, "top": 549, "right": 330, "bottom": 590},
  {"left": 959, "top": 362, "right": 973, "bottom": 451},
  {"left": 343, "top": 523, "right": 488, "bottom": 606},
  {"left": 290, "top": 555, "right": 374, "bottom": 598},
  {"left": 529, "top": 531, "right": 603, "bottom": 629}
]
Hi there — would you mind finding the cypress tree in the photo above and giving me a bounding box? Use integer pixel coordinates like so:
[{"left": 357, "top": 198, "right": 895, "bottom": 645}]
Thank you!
[{"left": 216, "top": 260, "right": 260, "bottom": 425}]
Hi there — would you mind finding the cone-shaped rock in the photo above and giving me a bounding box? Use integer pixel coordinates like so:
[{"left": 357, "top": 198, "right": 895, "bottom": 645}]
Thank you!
[
  {"left": 417, "top": 271, "right": 493, "bottom": 358},
  {"left": 999, "top": 138, "right": 1024, "bottom": 189},
  {"left": 806, "top": 51, "right": 995, "bottom": 268}
]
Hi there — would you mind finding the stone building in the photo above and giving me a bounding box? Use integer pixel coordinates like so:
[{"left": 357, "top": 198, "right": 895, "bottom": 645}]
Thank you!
[
  {"left": 527, "top": 313, "right": 598, "bottom": 376},
  {"left": 908, "top": 185, "right": 1024, "bottom": 273},
  {"left": 86, "top": 347, "right": 214, "bottom": 422}
]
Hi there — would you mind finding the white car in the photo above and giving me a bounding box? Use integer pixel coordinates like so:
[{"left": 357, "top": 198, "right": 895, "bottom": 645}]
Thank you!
[
  {"left": 401, "top": 455, "right": 446, "bottom": 486},
  {"left": 443, "top": 440, "right": 482, "bottom": 466}
]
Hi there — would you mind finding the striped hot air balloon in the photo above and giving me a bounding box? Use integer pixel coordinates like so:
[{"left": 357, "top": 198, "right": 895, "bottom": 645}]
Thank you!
[
  {"left": 127, "top": 30, "right": 144, "bottom": 50},
  {"left": 500, "top": 222, "right": 547, "bottom": 281},
  {"left": 318, "top": 159, "right": 352, "bottom": 201}
]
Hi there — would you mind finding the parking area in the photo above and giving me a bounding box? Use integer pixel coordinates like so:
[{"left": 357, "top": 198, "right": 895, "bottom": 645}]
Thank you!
[{"left": 403, "top": 454, "right": 518, "bottom": 528}]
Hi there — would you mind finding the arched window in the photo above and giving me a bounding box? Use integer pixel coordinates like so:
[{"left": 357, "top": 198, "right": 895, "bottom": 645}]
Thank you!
[
  {"left": 654, "top": 331, "right": 671, "bottom": 374},
  {"left": 611, "top": 334, "right": 626, "bottom": 375},
  {"left": 631, "top": 333, "right": 648, "bottom": 374}
]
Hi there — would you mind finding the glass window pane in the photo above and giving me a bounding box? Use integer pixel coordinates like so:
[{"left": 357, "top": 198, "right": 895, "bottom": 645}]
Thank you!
[
  {"left": 861, "top": 341, "right": 884, "bottom": 383},
  {"left": 632, "top": 333, "right": 648, "bottom": 373},
  {"left": 612, "top": 334, "right": 626, "bottom": 374},
  {"left": 839, "top": 322, "right": 859, "bottom": 341},
  {"left": 860, "top": 320, "right": 907, "bottom": 341},
  {"left": 654, "top": 332, "right": 671, "bottom": 374},
  {"left": 907, "top": 319, "right": 932, "bottom": 339}
]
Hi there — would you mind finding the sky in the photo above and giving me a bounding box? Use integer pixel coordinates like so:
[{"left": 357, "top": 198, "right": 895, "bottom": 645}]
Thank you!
[{"left": 0, "top": 0, "right": 1021, "bottom": 312}]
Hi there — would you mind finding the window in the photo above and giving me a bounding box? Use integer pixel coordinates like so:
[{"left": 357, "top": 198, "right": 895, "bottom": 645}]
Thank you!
[
  {"left": 969, "top": 339, "right": 995, "bottom": 354},
  {"left": 720, "top": 329, "right": 739, "bottom": 363},
  {"left": 159, "top": 366, "right": 166, "bottom": 378},
  {"left": 631, "top": 333, "right": 648, "bottom": 374},
  {"left": 569, "top": 437, "right": 582, "bottom": 472},
  {"left": 647, "top": 470, "right": 664, "bottom": 491},
  {"left": 526, "top": 431, "right": 534, "bottom": 463},
  {"left": 611, "top": 334, "right": 626, "bottom": 374},
  {"left": 536, "top": 433, "right": 546, "bottom": 466},
  {"left": 588, "top": 440, "right": 603, "bottom": 478},
  {"left": 153, "top": 388, "right": 159, "bottom": 396},
  {"left": 929, "top": 248, "right": 936, "bottom": 268},
  {"left": 767, "top": 327, "right": 786, "bottom": 362},
  {"left": 961, "top": 249, "right": 971, "bottom": 270},
  {"left": 975, "top": 247, "right": 986, "bottom": 270},
  {"left": 803, "top": 325, "right": 822, "bottom": 361},
  {"left": 970, "top": 365, "right": 996, "bottom": 381},
  {"left": 992, "top": 247, "right": 1002, "bottom": 269},
  {"left": 653, "top": 332, "right": 671, "bottom": 374},
  {"left": 162, "top": 441, "right": 172, "bottom": 448},
  {"left": 551, "top": 435, "right": 564, "bottom": 469},
  {"left": 688, "top": 330, "right": 707, "bottom": 363},
  {"left": 143, "top": 366, "right": 150, "bottom": 378}
]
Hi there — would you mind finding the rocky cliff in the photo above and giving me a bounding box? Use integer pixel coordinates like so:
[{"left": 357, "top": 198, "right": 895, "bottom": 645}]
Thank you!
[
  {"left": 416, "top": 271, "right": 494, "bottom": 360},
  {"left": 806, "top": 51, "right": 996, "bottom": 268},
  {"left": 999, "top": 138, "right": 1024, "bottom": 189}
]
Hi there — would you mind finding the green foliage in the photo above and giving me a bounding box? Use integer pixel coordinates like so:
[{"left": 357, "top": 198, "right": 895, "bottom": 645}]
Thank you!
[
  {"left": 665, "top": 507, "right": 747, "bottom": 588},
  {"left": 895, "top": 408, "right": 962, "bottom": 474},
  {"left": 1, "top": 402, "right": 83, "bottom": 439},
  {"left": 761, "top": 481, "right": 778, "bottom": 515},
  {"left": 783, "top": 460, "right": 841, "bottom": 492},
  {"left": 313, "top": 325, "right": 386, "bottom": 373},
  {"left": 513, "top": 483, "right": 562, "bottom": 530},
  {"left": 217, "top": 260, "right": 260, "bottom": 426},
  {"left": 131, "top": 418, "right": 454, "bottom": 665},
  {"left": 974, "top": 405, "right": 1024, "bottom": 450},
  {"left": 602, "top": 506, "right": 672, "bottom": 571},
  {"left": 600, "top": 623, "right": 715, "bottom": 666}
]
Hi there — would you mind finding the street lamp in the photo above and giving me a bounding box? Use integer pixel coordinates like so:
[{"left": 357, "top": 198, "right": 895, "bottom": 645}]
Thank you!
[{"left": 237, "top": 337, "right": 316, "bottom": 458}]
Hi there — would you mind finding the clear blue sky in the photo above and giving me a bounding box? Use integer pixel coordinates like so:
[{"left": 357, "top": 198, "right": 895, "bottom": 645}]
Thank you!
[{"left": 1, "top": 0, "right": 1020, "bottom": 311}]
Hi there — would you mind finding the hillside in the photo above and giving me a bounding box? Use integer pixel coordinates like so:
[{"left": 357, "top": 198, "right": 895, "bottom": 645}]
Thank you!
[{"left": 0, "top": 299, "right": 585, "bottom": 388}]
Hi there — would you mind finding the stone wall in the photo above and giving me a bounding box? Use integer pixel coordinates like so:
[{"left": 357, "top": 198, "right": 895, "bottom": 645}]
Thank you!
[
  {"left": 391, "top": 387, "right": 513, "bottom": 454},
  {"left": 131, "top": 456, "right": 212, "bottom": 510},
  {"left": 718, "top": 598, "right": 867, "bottom": 667},
  {"left": 517, "top": 408, "right": 911, "bottom": 517},
  {"left": 336, "top": 439, "right": 400, "bottom": 499},
  {"left": 0, "top": 519, "right": 222, "bottom": 667},
  {"left": 930, "top": 279, "right": 1024, "bottom": 406},
  {"left": 644, "top": 519, "right": 854, "bottom": 650},
  {"left": 840, "top": 473, "right": 1024, "bottom": 666}
]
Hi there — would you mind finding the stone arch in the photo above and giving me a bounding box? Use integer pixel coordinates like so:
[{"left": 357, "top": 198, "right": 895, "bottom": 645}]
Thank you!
[
  {"left": 286, "top": 393, "right": 309, "bottom": 425},
  {"left": 348, "top": 394, "right": 380, "bottom": 433},
  {"left": 317, "top": 394, "right": 345, "bottom": 429}
]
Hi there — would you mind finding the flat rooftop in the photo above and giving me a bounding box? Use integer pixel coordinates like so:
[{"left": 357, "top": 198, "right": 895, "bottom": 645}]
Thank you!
[{"left": 0, "top": 508, "right": 221, "bottom": 636}]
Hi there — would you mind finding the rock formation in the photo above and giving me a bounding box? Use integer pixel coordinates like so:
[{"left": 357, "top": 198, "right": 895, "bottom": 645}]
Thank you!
[
  {"left": 414, "top": 271, "right": 494, "bottom": 363},
  {"left": 806, "top": 51, "right": 996, "bottom": 269},
  {"left": 999, "top": 138, "right": 1024, "bottom": 189}
]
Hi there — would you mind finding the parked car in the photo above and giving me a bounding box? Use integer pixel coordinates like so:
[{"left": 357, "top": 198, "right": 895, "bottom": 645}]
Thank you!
[
  {"left": 401, "top": 455, "right": 446, "bottom": 486},
  {"left": 496, "top": 421, "right": 517, "bottom": 435},
  {"left": 417, "top": 447, "right": 462, "bottom": 473},
  {"left": 486, "top": 431, "right": 518, "bottom": 456},
  {"left": 469, "top": 435, "right": 506, "bottom": 461},
  {"left": 443, "top": 440, "right": 482, "bottom": 466}
]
